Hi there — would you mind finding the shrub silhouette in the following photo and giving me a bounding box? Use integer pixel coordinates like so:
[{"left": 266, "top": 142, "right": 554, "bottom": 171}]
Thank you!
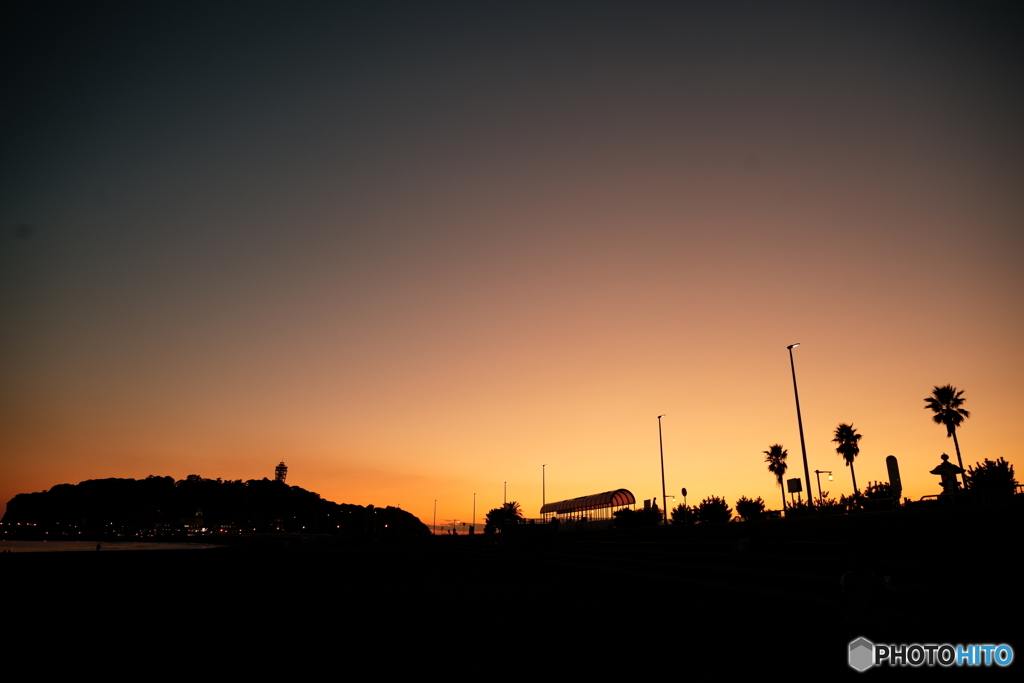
[
  {"left": 695, "top": 496, "right": 732, "bottom": 523},
  {"left": 863, "top": 481, "right": 894, "bottom": 499},
  {"left": 734, "top": 496, "right": 765, "bottom": 521},
  {"left": 670, "top": 503, "right": 693, "bottom": 525},
  {"left": 613, "top": 505, "right": 661, "bottom": 527},
  {"left": 813, "top": 491, "right": 844, "bottom": 515},
  {"left": 846, "top": 481, "right": 897, "bottom": 511},
  {"left": 784, "top": 498, "right": 813, "bottom": 517},
  {"left": 966, "top": 458, "right": 1017, "bottom": 497}
]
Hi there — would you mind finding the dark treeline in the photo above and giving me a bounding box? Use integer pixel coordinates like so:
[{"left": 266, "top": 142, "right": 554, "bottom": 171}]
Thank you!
[{"left": 2, "top": 475, "right": 429, "bottom": 537}]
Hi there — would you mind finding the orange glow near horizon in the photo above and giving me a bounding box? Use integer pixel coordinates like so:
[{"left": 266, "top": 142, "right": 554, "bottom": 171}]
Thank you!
[{"left": 2, "top": 4, "right": 1021, "bottom": 529}]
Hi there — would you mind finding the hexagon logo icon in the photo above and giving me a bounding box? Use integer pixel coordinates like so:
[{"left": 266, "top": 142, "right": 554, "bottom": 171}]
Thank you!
[{"left": 849, "top": 637, "right": 875, "bottom": 672}]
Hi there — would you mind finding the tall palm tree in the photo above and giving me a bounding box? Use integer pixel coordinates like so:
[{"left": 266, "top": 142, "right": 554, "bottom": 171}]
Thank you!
[
  {"left": 764, "top": 444, "right": 788, "bottom": 510},
  {"left": 832, "top": 423, "right": 862, "bottom": 495},
  {"left": 924, "top": 384, "right": 970, "bottom": 488}
]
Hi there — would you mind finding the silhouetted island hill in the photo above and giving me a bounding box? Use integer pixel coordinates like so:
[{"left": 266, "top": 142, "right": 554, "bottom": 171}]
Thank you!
[{"left": 1, "top": 474, "right": 429, "bottom": 539}]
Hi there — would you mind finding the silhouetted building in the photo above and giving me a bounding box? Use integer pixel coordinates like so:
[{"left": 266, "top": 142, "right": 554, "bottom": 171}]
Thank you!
[{"left": 275, "top": 462, "right": 288, "bottom": 483}]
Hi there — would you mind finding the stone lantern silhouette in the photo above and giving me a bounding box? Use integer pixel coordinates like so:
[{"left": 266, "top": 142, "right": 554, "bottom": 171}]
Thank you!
[{"left": 929, "top": 453, "right": 964, "bottom": 495}]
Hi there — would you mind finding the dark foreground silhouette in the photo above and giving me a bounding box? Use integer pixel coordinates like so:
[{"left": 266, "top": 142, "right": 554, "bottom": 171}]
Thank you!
[{"left": 3, "top": 501, "right": 1016, "bottom": 675}]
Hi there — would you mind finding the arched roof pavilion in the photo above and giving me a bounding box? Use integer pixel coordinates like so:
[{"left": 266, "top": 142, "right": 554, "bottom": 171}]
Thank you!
[{"left": 540, "top": 489, "right": 635, "bottom": 521}]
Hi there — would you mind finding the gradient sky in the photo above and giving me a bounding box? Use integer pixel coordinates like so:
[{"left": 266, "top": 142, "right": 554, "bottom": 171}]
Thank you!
[{"left": 3, "top": 1, "right": 1022, "bottom": 530}]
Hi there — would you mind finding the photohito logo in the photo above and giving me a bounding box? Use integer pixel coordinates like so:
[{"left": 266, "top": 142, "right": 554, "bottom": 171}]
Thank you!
[{"left": 849, "top": 638, "right": 1014, "bottom": 671}]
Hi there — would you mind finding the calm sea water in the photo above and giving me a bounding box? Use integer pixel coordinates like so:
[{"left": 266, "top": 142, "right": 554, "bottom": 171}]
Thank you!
[{"left": 0, "top": 540, "right": 221, "bottom": 553}]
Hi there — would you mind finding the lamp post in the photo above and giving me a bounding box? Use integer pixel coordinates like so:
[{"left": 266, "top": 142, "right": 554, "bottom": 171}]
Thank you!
[
  {"left": 814, "top": 470, "right": 833, "bottom": 501},
  {"left": 433, "top": 499, "right": 437, "bottom": 536},
  {"left": 658, "top": 414, "right": 668, "bottom": 526},
  {"left": 473, "top": 492, "right": 476, "bottom": 534},
  {"left": 542, "top": 464, "right": 546, "bottom": 508},
  {"left": 787, "top": 343, "right": 814, "bottom": 508}
]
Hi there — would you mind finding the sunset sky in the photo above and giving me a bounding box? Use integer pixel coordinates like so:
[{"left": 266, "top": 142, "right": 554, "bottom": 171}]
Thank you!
[{"left": 3, "top": 1, "right": 1021, "bottom": 530}]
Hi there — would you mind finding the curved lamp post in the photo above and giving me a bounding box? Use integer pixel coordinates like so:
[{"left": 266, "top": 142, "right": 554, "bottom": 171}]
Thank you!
[
  {"left": 658, "top": 414, "right": 668, "bottom": 525},
  {"left": 787, "top": 343, "right": 814, "bottom": 508},
  {"left": 814, "top": 470, "right": 833, "bottom": 501}
]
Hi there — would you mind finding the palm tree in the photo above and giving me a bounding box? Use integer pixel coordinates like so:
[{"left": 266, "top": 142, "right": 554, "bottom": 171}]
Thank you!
[
  {"left": 484, "top": 501, "right": 524, "bottom": 533},
  {"left": 924, "top": 384, "right": 970, "bottom": 488},
  {"left": 764, "top": 444, "right": 788, "bottom": 511},
  {"left": 832, "top": 423, "right": 862, "bottom": 495}
]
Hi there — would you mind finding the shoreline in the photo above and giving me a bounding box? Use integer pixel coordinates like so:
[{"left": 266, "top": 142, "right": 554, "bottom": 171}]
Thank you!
[{"left": 0, "top": 539, "right": 223, "bottom": 553}]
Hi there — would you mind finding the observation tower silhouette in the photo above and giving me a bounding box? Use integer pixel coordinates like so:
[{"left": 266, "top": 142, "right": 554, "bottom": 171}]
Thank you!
[{"left": 275, "top": 461, "right": 288, "bottom": 483}]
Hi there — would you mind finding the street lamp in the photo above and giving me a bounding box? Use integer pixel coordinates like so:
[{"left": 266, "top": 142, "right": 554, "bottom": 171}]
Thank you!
[
  {"left": 814, "top": 470, "right": 834, "bottom": 501},
  {"left": 433, "top": 499, "right": 437, "bottom": 536},
  {"left": 658, "top": 414, "right": 668, "bottom": 526},
  {"left": 542, "top": 464, "right": 546, "bottom": 508},
  {"left": 787, "top": 343, "right": 814, "bottom": 508}
]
